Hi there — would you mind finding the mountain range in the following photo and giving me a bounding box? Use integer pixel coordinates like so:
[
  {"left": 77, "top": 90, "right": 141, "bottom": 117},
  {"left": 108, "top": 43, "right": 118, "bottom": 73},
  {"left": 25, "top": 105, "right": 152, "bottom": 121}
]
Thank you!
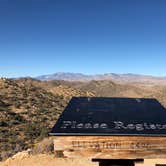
[{"left": 36, "top": 72, "right": 166, "bottom": 85}]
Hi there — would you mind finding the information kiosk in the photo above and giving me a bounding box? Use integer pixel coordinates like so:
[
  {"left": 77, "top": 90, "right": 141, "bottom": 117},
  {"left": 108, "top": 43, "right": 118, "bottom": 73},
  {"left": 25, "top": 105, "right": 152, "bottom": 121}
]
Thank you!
[{"left": 50, "top": 97, "right": 166, "bottom": 166}]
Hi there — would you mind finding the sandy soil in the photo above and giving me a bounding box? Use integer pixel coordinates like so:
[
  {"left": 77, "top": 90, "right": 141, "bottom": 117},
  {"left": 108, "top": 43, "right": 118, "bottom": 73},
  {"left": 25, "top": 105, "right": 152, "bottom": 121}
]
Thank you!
[
  {"left": 136, "top": 159, "right": 166, "bottom": 166},
  {"left": 1, "top": 151, "right": 166, "bottom": 166},
  {"left": 0, "top": 154, "right": 98, "bottom": 166}
]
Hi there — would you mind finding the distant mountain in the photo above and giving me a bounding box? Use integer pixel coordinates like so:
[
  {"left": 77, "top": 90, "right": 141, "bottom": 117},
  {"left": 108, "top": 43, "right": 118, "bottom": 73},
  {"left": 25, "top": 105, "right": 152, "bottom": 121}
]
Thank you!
[
  {"left": 36, "top": 72, "right": 91, "bottom": 81},
  {"left": 36, "top": 72, "right": 166, "bottom": 85}
]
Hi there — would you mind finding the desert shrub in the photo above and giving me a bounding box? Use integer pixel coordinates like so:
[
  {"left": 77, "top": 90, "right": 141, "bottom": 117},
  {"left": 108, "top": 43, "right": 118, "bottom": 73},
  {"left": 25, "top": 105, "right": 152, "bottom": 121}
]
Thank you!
[
  {"left": 15, "top": 101, "right": 21, "bottom": 108},
  {"left": 31, "top": 138, "right": 54, "bottom": 155},
  {"left": 24, "top": 104, "right": 31, "bottom": 109},
  {"left": 24, "top": 123, "right": 48, "bottom": 141},
  {"left": 38, "top": 127, "right": 49, "bottom": 140},
  {"left": 13, "top": 139, "right": 26, "bottom": 153},
  {"left": 0, "top": 121, "right": 8, "bottom": 127},
  {"left": 0, "top": 151, "right": 11, "bottom": 161},
  {"left": 15, "top": 114, "right": 23, "bottom": 120},
  {"left": 25, "top": 123, "right": 39, "bottom": 138}
]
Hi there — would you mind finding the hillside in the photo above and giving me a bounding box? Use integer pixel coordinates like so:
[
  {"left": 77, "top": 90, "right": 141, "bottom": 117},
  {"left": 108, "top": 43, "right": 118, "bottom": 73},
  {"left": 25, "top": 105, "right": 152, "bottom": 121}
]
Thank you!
[
  {"left": 0, "top": 78, "right": 94, "bottom": 161},
  {"left": 1, "top": 77, "right": 166, "bottom": 162},
  {"left": 49, "top": 80, "right": 166, "bottom": 107}
]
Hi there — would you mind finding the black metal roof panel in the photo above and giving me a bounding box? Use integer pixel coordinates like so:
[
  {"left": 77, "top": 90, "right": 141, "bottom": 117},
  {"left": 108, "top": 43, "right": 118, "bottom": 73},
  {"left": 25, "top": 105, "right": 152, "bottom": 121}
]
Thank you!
[{"left": 49, "top": 97, "right": 166, "bottom": 136}]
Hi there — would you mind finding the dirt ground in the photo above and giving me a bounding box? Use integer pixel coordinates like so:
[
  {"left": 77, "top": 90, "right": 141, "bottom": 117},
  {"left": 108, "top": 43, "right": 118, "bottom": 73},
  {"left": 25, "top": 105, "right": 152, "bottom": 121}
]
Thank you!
[
  {"left": 0, "top": 154, "right": 98, "bottom": 166},
  {"left": 1, "top": 152, "right": 166, "bottom": 166}
]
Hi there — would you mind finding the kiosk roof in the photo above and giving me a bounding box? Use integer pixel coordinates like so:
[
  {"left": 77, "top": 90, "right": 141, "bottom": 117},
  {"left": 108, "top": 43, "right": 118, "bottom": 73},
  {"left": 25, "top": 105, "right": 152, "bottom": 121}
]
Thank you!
[{"left": 50, "top": 97, "right": 166, "bottom": 136}]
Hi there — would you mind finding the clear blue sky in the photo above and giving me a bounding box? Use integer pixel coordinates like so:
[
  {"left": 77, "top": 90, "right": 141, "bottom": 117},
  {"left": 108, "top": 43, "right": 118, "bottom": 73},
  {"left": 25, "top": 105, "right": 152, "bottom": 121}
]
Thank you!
[{"left": 1, "top": 0, "right": 166, "bottom": 77}]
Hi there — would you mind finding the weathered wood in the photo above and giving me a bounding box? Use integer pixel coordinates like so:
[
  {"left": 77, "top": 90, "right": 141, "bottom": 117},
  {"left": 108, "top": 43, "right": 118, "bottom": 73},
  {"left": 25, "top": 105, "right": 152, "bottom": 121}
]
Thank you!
[{"left": 52, "top": 136, "right": 166, "bottom": 159}]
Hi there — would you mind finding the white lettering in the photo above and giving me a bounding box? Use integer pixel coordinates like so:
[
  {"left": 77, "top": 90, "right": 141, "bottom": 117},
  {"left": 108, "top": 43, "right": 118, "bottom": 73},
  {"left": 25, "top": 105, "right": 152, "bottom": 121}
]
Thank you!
[{"left": 61, "top": 121, "right": 166, "bottom": 131}]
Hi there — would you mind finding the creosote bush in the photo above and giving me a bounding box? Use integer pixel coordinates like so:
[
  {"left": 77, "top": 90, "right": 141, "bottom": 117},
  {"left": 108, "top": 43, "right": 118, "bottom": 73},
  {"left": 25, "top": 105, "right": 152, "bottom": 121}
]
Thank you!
[{"left": 31, "top": 138, "right": 54, "bottom": 155}]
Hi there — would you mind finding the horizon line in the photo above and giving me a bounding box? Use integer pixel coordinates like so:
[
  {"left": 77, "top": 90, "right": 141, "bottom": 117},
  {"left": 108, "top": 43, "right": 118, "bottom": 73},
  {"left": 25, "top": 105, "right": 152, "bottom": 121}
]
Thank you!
[{"left": 1, "top": 72, "right": 166, "bottom": 79}]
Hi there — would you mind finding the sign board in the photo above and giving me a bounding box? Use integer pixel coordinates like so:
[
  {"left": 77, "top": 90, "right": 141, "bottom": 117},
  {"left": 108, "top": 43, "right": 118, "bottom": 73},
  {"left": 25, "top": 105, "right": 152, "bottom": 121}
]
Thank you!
[
  {"left": 50, "top": 97, "right": 166, "bottom": 159},
  {"left": 50, "top": 97, "right": 166, "bottom": 136}
]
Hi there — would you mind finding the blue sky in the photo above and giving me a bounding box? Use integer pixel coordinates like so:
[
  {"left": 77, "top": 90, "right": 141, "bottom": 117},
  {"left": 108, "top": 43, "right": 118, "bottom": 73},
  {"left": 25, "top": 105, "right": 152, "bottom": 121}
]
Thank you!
[{"left": 0, "top": 0, "right": 166, "bottom": 77}]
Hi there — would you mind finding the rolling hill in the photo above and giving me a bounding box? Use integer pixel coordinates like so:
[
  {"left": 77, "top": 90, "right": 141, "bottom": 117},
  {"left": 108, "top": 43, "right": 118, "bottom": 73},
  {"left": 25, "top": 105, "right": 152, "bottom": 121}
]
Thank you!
[
  {"left": 0, "top": 78, "right": 94, "bottom": 161},
  {"left": 1, "top": 77, "right": 166, "bottom": 161}
]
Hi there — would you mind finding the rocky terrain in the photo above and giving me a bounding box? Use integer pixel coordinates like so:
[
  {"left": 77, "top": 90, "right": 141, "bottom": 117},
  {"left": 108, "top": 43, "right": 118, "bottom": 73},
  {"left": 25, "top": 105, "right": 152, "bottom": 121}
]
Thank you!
[
  {"left": 0, "top": 154, "right": 97, "bottom": 166},
  {"left": 0, "top": 78, "right": 94, "bottom": 161},
  {"left": 1, "top": 77, "right": 166, "bottom": 164}
]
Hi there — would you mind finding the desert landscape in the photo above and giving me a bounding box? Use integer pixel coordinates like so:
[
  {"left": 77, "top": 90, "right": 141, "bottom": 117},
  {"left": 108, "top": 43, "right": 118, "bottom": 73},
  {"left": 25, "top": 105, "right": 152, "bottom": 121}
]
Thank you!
[
  {"left": 1, "top": 73, "right": 166, "bottom": 165},
  {"left": 1, "top": 0, "right": 166, "bottom": 165}
]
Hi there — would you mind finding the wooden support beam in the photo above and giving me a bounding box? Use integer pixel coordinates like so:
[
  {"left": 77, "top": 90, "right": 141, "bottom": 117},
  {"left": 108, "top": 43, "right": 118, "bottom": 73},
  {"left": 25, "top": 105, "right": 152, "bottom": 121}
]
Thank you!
[
  {"left": 53, "top": 136, "right": 166, "bottom": 159},
  {"left": 92, "top": 159, "right": 144, "bottom": 166}
]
